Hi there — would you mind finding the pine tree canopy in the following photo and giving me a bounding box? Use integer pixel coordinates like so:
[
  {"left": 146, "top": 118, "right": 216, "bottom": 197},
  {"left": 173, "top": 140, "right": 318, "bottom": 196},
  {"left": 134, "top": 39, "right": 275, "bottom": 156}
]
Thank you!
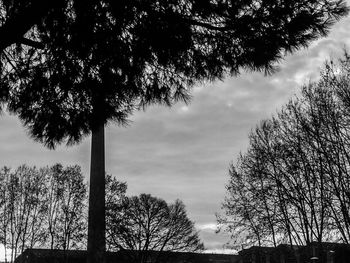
[{"left": 0, "top": 0, "right": 348, "bottom": 148}]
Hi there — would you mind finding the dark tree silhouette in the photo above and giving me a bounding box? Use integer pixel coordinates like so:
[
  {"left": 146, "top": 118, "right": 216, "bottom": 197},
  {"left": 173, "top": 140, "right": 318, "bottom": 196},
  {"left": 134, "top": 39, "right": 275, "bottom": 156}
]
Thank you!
[
  {"left": 0, "top": 164, "right": 87, "bottom": 261},
  {"left": 0, "top": 1, "right": 349, "bottom": 263},
  {"left": 107, "top": 194, "right": 203, "bottom": 263},
  {"left": 219, "top": 54, "right": 350, "bottom": 254}
]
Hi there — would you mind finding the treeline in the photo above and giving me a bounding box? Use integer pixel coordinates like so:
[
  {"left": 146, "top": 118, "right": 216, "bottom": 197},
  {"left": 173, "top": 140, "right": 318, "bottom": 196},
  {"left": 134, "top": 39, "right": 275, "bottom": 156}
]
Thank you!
[
  {"left": 0, "top": 164, "right": 87, "bottom": 262},
  {"left": 219, "top": 53, "right": 350, "bottom": 248},
  {"left": 0, "top": 164, "right": 202, "bottom": 262}
]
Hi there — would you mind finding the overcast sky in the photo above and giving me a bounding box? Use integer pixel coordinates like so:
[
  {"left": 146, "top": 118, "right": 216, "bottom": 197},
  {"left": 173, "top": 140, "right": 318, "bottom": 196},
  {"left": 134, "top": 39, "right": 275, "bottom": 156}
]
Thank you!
[{"left": 1, "top": 10, "right": 350, "bottom": 254}]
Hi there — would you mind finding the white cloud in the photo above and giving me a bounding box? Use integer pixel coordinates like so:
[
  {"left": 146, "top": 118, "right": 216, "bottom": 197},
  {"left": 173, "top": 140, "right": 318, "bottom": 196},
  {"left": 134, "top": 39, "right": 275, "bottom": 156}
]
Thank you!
[{"left": 197, "top": 223, "right": 218, "bottom": 231}]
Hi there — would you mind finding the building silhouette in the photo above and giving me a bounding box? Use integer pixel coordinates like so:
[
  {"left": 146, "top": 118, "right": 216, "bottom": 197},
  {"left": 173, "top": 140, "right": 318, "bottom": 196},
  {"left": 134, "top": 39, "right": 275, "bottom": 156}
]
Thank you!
[{"left": 13, "top": 242, "right": 350, "bottom": 263}]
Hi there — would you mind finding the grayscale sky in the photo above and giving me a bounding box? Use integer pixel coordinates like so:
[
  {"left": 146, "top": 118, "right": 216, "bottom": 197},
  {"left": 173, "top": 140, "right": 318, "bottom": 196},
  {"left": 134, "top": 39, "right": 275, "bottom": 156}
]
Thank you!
[{"left": 1, "top": 10, "right": 350, "bottom": 254}]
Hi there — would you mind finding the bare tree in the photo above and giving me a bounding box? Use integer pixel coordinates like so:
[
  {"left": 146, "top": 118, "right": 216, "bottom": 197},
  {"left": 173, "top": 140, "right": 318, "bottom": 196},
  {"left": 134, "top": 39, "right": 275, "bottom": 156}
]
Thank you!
[
  {"left": 26, "top": 168, "right": 47, "bottom": 249},
  {"left": 44, "top": 164, "right": 65, "bottom": 250},
  {"left": 43, "top": 164, "right": 87, "bottom": 250},
  {"left": 56, "top": 165, "right": 87, "bottom": 250},
  {"left": 1, "top": 165, "right": 47, "bottom": 261},
  {"left": 107, "top": 193, "right": 203, "bottom": 263},
  {"left": 0, "top": 167, "right": 11, "bottom": 262},
  {"left": 105, "top": 174, "right": 127, "bottom": 252},
  {"left": 0, "top": 164, "right": 88, "bottom": 262},
  {"left": 219, "top": 53, "right": 350, "bottom": 255}
]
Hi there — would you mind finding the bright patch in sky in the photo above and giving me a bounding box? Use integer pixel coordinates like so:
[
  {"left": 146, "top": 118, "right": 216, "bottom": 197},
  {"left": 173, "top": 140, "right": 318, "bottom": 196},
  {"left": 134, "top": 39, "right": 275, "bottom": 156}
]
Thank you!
[
  {"left": 198, "top": 223, "right": 218, "bottom": 231},
  {"left": 180, "top": 106, "right": 189, "bottom": 112}
]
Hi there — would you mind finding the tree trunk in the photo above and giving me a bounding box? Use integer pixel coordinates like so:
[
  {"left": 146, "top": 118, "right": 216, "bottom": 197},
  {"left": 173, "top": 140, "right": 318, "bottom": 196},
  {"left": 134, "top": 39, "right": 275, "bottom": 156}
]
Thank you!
[{"left": 87, "top": 122, "right": 106, "bottom": 263}]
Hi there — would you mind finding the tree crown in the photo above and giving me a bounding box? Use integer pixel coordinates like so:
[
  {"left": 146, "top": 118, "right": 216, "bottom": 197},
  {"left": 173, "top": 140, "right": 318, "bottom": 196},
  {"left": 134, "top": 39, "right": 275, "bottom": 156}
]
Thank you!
[{"left": 1, "top": 0, "right": 348, "bottom": 148}]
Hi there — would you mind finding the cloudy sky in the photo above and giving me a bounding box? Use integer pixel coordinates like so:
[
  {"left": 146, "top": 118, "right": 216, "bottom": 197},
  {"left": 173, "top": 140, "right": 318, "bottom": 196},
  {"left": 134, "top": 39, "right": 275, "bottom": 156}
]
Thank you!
[{"left": 1, "top": 8, "right": 350, "bottom": 254}]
